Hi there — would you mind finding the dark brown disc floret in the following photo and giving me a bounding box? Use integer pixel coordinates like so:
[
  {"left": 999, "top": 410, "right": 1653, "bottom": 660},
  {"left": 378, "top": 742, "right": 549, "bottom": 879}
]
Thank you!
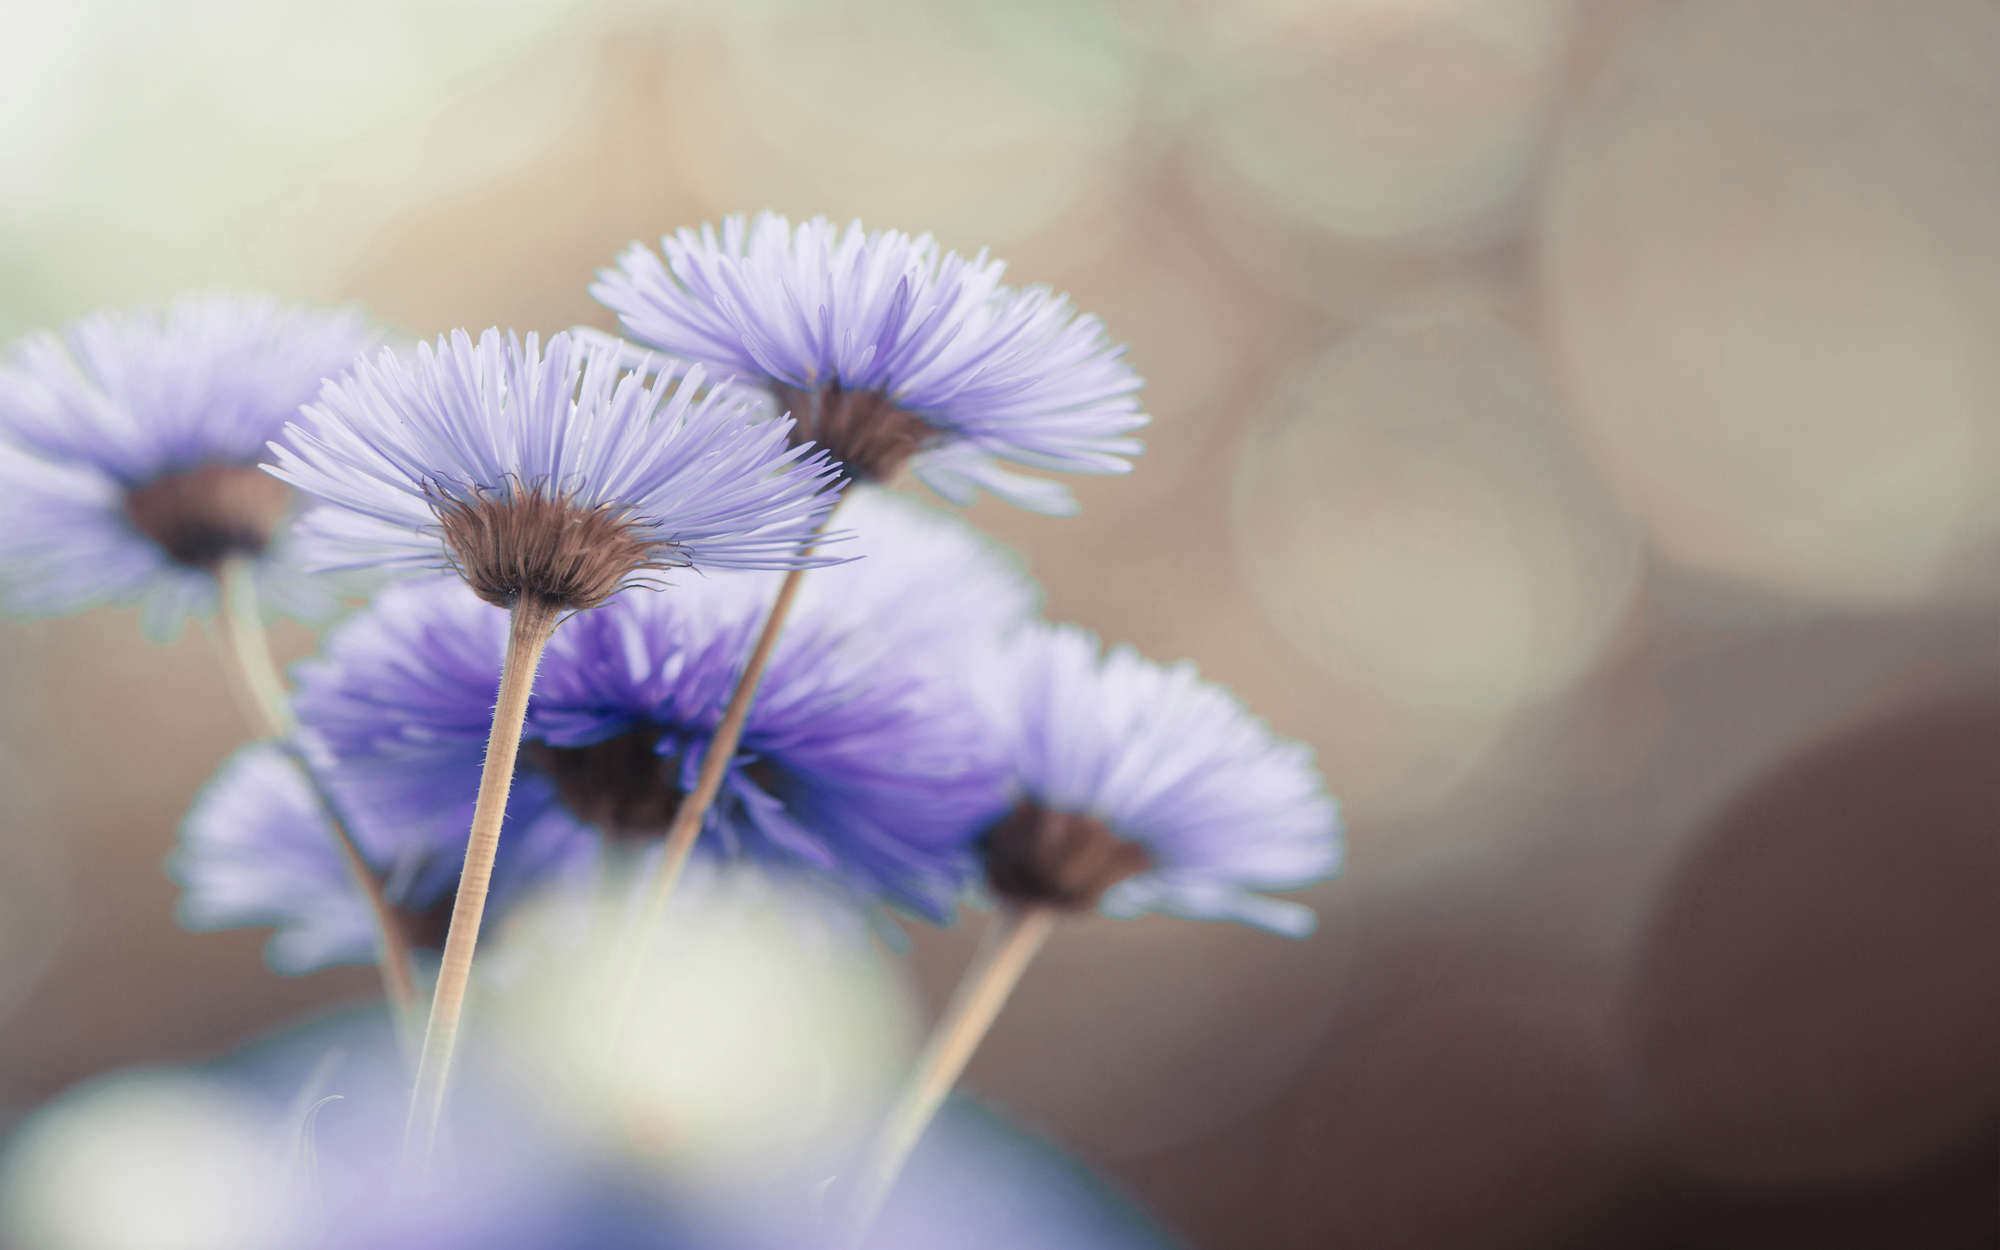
[
  {"left": 433, "top": 486, "right": 665, "bottom": 611},
  {"left": 774, "top": 383, "right": 939, "bottom": 483},
  {"left": 981, "top": 800, "right": 1153, "bottom": 910},
  {"left": 524, "top": 730, "right": 789, "bottom": 841},
  {"left": 123, "top": 463, "right": 293, "bottom": 569},
  {"left": 525, "top": 730, "right": 688, "bottom": 838}
]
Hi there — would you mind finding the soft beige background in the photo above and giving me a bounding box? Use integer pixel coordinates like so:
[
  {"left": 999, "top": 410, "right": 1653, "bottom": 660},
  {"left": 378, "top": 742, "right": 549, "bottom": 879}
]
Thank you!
[{"left": 3, "top": 2, "right": 1999, "bottom": 1246}]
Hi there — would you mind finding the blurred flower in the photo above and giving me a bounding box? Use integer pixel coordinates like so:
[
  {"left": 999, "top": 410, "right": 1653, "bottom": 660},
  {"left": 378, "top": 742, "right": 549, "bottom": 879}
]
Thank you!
[
  {"left": 269, "top": 328, "right": 844, "bottom": 611},
  {"left": 171, "top": 743, "right": 588, "bottom": 972},
  {"left": 0, "top": 987, "right": 1171, "bottom": 1250},
  {"left": 189, "top": 491, "right": 1029, "bottom": 955},
  {"left": 591, "top": 212, "right": 1147, "bottom": 514},
  {"left": 977, "top": 623, "right": 1341, "bottom": 936},
  {"left": 490, "top": 867, "right": 917, "bottom": 1193},
  {"left": 792, "top": 486, "right": 1040, "bottom": 663},
  {"left": 0, "top": 293, "right": 375, "bottom": 634},
  {"left": 0, "top": 1071, "right": 291, "bottom": 1250}
]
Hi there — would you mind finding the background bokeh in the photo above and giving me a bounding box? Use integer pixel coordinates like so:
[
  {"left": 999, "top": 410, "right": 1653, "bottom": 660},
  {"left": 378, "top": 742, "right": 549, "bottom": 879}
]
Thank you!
[{"left": 4, "top": 1, "right": 1999, "bottom": 1246}]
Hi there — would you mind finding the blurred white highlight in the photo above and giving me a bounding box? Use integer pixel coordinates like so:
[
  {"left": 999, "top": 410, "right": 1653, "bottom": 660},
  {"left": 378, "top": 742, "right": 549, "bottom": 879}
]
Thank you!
[
  {"left": 1189, "top": 0, "right": 1576, "bottom": 249},
  {"left": 1230, "top": 298, "right": 1642, "bottom": 724},
  {"left": 0, "top": 1074, "right": 290, "bottom": 1250},
  {"left": 1541, "top": 0, "right": 2000, "bottom": 603},
  {"left": 488, "top": 862, "right": 917, "bottom": 1192}
]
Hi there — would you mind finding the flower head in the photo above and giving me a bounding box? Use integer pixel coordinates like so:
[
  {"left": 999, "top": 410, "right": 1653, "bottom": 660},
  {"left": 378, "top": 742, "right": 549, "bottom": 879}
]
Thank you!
[
  {"left": 172, "top": 744, "right": 589, "bottom": 971},
  {"left": 591, "top": 212, "right": 1147, "bottom": 513},
  {"left": 269, "top": 328, "right": 845, "bottom": 611},
  {"left": 0, "top": 293, "right": 377, "bottom": 632},
  {"left": 977, "top": 623, "right": 1341, "bottom": 936},
  {"left": 243, "top": 490, "right": 1024, "bottom": 935}
]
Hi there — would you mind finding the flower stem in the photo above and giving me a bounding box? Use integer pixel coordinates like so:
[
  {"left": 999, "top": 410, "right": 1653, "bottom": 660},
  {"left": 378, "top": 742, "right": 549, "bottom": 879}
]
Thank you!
[
  {"left": 214, "top": 557, "right": 294, "bottom": 736},
  {"left": 592, "top": 559, "right": 815, "bottom": 1087},
  {"left": 403, "top": 594, "right": 563, "bottom": 1169},
  {"left": 641, "top": 561, "right": 812, "bottom": 920},
  {"left": 596, "top": 522, "right": 831, "bottom": 1086},
  {"left": 211, "top": 557, "right": 419, "bottom": 1038},
  {"left": 841, "top": 904, "right": 1059, "bottom": 1242}
]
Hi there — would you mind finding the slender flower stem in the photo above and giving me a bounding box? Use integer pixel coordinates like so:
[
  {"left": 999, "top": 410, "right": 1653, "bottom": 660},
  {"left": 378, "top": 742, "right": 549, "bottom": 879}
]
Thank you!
[
  {"left": 842, "top": 904, "right": 1060, "bottom": 1242},
  {"left": 640, "top": 561, "right": 812, "bottom": 920},
  {"left": 594, "top": 559, "right": 815, "bottom": 1084},
  {"left": 211, "top": 557, "right": 419, "bottom": 1036},
  {"left": 215, "top": 557, "right": 295, "bottom": 736},
  {"left": 599, "top": 509, "right": 835, "bottom": 1081},
  {"left": 403, "top": 594, "right": 563, "bottom": 1169}
]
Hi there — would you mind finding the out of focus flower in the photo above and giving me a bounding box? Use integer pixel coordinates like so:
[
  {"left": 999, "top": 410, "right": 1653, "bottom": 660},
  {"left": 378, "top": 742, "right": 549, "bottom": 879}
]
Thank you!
[
  {"left": 592, "top": 212, "right": 1147, "bottom": 514},
  {"left": 306, "top": 580, "right": 998, "bottom": 916},
  {"left": 492, "top": 867, "right": 917, "bottom": 1192},
  {"left": 178, "top": 490, "right": 1031, "bottom": 962},
  {"left": 793, "top": 486, "right": 1040, "bottom": 664},
  {"left": 0, "top": 1071, "right": 291, "bottom": 1250},
  {"left": 171, "top": 743, "right": 589, "bottom": 973},
  {"left": 0, "top": 294, "right": 375, "bottom": 634},
  {"left": 977, "top": 623, "right": 1341, "bottom": 936},
  {"left": 0, "top": 996, "right": 1170, "bottom": 1250},
  {"left": 268, "top": 328, "right": 844, "bottom": 611}
]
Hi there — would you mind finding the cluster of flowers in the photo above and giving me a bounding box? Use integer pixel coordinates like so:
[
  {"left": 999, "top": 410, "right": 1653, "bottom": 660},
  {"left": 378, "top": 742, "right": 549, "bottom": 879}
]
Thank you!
[{"left": 0, "top": 212, "right": 1341, "bottom": 1246}]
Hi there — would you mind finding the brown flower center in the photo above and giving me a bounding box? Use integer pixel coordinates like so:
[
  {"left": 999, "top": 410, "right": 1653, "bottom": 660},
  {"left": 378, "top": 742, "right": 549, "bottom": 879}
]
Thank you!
[
  {"left": 392, "top": 735, "right": 785, "bottom": 952},
  {"left": 433, "top": 486, "right": 666, "bottom": 611},
  {"left": 525, "top": 731, "right": 686, "bottom": 839},
  {"left": 981, "top": 801, "right": 1152, "bottom": 909},
  {"left": 773, "top": 383, "right": 938, "bottom": 483},
  {"left": 524, "top": 731, "right": 786, "bottom": 840},
  {"left": 122, "top": 463, "right": 293, "bottom": 569}
]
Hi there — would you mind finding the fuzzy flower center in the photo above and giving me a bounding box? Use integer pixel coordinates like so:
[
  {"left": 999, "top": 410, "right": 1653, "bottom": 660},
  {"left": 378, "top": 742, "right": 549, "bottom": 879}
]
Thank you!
[
  {"left": 122, "top": 463, "right": 293, "bottom": 569},
  {"left": 526, "top": 731, "right": 785, "bottom": 839},
  {"left": 774, "top": 384, "right": 937, "bottom": 483},
  {"left": 981, "top": 801, "right": 1152, "bottom": 909},
  {"left": 433, "top": 487, "right": 666, "bottom": 611},
  {"left": 526, "top": 731, "right": 687, "bottom": 837}
]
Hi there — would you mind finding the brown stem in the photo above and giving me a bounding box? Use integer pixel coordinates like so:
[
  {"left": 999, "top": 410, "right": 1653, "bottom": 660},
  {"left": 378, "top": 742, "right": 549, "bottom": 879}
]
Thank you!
[
  {"left": 640, "top": 561, "right": 812, "bottom": 921},
  {"left": 841, "top": 905, "right": 1060, "bottom": 1243},
  {"left": 212, "top": 557, "right": 419, "bottom": 1039},
  {"left": 597, "top": 510, "right": 836, "bottom": 1085},
  {"left": 402, "top": 594, "right": 563, "bottom": 1169}
]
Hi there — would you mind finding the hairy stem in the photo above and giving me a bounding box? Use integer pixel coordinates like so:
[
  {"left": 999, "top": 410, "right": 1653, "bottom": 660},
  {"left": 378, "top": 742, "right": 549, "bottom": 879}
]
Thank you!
[
  {"left": 842, "top": 905, "right": 1060, "bottom": 1242},
  {"left": 591, "top": 560, "right": 814, "bottom": 1086},
  {"left": 212, "top": 557, "right": 419, "bottom": 1039},
  {"left": 643, "top": 561, "right": 812, "bottom": 920},
  {"left": 403, "top": 594, "right": 562, "bottom": 1169},
  {"left": 596, "top": 513, "right": 835, "bottom": 1087}
]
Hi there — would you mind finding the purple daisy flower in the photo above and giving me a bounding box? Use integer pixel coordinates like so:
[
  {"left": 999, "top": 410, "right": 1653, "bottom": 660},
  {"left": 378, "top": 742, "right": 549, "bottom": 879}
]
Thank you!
[
  {"left": 172, "top": 743, "right": 590, "bottom": 972},
  {"left": 269, "top": 328, "right": 845, "bottom": 612},
  {"left": 977, "top": 623, "right": 1341, "bottom": 936},
  {"left": 172, "top": 492, "right": 1031, "bottom": 970},
  {"left": 590, "top": 212, "right": 1148, "bottom": 514},
  {"left": 227, "top": 491, "right": 1026, "bottom": 938},
  {"left": 0, "top": 293, "right": 377, "bottom": 633}
]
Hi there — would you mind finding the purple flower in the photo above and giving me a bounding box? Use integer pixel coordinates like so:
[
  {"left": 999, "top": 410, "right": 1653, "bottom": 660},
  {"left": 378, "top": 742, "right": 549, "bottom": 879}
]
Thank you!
[
  {"left": 269, "top": 328, "right": 845, "bottom": 611},
  {"left": 977, "top": 623, "right": 1341, "bottom": 936},
  {"left": 0, "top": 294, "right": 377, "bottom": 633},
  {"left": 179, "top": 490, "right": 1030, "bottom": 961},
  {"left": 792, "top": 487, "right": 1039, "bottom": 664},
  {"left": 591, "top": 212, "right": 1147, "bottom": 513},
  {"left": 172, "top": 743, "right": 589, "bottom": 972}
]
